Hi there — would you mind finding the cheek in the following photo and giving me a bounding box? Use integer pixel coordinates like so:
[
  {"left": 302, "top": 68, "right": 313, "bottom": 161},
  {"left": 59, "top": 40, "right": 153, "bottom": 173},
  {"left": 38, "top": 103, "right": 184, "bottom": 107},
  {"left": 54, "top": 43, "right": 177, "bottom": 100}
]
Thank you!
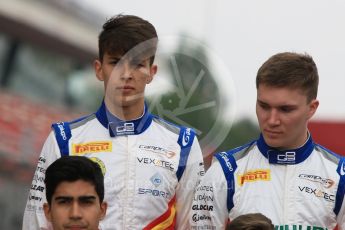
[
  {"left": 134, "top": 74, "right": 150, "bottom": 87},
  {"left": 283, "top": 113, "right": 305, "bottom": 131},
  {"left": 49, "top": 209, "right": 66, "bottom": 224},
  {"left": 139, "top": 68, "right": 150, "bottom": 76},
  {"left": 84, "top": 209, "right": 102, "bottom": 224},
  {"left": 137, "top": 71, "right": 149, "bottom": 80},
  {"left": 256, "top": 108, "right": 267, "bottom": 122},
  {"left": 255, "top": 106, "right": 261, "bottom": 119}
]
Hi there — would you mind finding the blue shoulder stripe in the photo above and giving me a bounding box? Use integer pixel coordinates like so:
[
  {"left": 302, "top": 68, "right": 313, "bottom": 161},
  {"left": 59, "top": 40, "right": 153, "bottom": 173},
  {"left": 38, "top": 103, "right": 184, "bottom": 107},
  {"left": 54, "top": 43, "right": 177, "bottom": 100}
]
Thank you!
[
  {"left": 334, "top": 157, "right": 345, "bottom": 215},
  {"left": 215, "top": 151, "right": 237, "bottom": 212},
  {"left": 52, "top": 122, "right": 72, "bottom": 156},
  {"left": 176, "top": 127, "right": 195, "bottom": 181}
]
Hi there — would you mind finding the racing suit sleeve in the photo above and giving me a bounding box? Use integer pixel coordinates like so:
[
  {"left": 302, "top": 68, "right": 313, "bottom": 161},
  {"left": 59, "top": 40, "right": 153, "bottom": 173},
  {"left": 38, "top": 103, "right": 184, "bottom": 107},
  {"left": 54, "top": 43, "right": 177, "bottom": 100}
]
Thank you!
[
  {"left": 175, "top": 137, "right": 205, "bottom": 229},
  {"left": 190, "top": 158, "right": 229, "bottom": 230},
  {"left": 22, "top": 131, "right": 60, "bottom": 230}
]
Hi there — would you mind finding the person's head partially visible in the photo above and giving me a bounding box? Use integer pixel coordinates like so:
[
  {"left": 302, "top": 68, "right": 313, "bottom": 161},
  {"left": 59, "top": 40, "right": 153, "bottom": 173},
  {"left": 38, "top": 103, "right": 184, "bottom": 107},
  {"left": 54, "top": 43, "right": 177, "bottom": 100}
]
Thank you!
[
  {"left": 255, "top": 52, "right": 319, "bottom": 150},
  {"left": 227, "top": 213, "right": 274, "bottom": 230},
  {"left": 43, "top": 156, "right": 107, "bottom": 230},
  {"left": 94, "top": 14, "right": 158, "bottom": 114}
]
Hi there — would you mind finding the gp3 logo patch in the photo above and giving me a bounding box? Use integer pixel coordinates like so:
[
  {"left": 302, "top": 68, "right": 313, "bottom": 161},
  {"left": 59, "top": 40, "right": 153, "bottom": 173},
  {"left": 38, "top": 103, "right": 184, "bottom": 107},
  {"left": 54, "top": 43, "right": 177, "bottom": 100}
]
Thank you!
[{"left": 277, "top": 151, "right": 296, "bottom": 162}]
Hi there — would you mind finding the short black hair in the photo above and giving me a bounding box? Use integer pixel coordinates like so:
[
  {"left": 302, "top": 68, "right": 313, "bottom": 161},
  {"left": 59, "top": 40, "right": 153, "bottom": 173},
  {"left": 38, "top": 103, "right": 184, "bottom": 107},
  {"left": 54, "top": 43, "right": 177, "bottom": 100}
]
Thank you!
[{"left": 44, "top": 156, "right": 104, "bottom": 205}]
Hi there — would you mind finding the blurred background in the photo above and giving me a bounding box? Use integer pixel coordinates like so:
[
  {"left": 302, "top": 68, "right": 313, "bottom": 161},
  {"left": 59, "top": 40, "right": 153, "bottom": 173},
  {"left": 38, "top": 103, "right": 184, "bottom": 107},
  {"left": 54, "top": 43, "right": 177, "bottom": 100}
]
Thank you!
[{"left": 0, "top": 0, "right": 344, "bottom": 229}]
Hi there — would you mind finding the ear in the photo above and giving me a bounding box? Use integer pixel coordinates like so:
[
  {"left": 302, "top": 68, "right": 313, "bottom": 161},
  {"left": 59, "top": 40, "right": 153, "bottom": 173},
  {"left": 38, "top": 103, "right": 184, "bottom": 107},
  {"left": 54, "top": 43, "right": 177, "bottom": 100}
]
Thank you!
[
  {"left": 94, "top": 59, "right": 104, "bottom": 81},
  {"left": 307, "top": 99, "right": 319, "bottom": 120},
  {"left": 43, "top": 203, "right": 52, "bottom": 222},
  {"left": 99, "top": 202, "right": 108, "bottom": 220},
  {"left": 147, "top": 64, "right": 157, "bottom": 84}
]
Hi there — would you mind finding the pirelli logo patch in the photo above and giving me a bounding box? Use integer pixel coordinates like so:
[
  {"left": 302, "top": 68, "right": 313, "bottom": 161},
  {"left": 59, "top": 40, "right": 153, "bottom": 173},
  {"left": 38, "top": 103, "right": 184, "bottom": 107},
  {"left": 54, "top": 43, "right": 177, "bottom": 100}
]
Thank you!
[
  {"left": 237, "top": 169, "right": 271, "bottom": 186},
  {"left": 72, "top": 141, "right": 112, "bottom": 155}
]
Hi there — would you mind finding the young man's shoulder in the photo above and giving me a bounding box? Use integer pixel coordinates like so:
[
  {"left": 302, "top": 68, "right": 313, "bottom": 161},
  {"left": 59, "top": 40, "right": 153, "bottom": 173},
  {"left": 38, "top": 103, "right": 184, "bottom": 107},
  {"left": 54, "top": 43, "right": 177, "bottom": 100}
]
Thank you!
[
  {"left": 151, "top": 114, "right": 193, "bottom": 135},
  {"left": 52, "top": 113, "right": 96, "bottom": 131},
  {"left": 313, "top": 143, "right": 344, "bottom": 165},
  {"left": 214, "top": 140, "right": 257, "bottom": 162},
  {"left": 50, "top": 113, "right": 98, "bottom": 142}
]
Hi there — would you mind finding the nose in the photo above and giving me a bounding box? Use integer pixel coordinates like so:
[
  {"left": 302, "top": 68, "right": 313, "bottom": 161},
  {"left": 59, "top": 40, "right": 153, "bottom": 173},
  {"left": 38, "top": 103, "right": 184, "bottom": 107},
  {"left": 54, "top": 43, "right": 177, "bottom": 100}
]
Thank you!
[
  {"left": 69, "top": 202, "right": 82, "bottom": 220},
  {"left": 120, "top": 62, "right": 133, "bottom": 81},
  {"left": 267, "top": 109, "right": 280, "bottom": 126}
]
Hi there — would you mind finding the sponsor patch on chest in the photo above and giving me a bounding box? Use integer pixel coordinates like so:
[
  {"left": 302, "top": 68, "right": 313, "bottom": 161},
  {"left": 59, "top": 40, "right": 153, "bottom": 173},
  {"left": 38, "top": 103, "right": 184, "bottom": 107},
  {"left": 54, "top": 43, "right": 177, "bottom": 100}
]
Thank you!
[
  {"left": 72, "top": 141, "right": 112, "bottom": 155},
  {"left": 237, "top": 169, "right": 271, "bottom": 186}
]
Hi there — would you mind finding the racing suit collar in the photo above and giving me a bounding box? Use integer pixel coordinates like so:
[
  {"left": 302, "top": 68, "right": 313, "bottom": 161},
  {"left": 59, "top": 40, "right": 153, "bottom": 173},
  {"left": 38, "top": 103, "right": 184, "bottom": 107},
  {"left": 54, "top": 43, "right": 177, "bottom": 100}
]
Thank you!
[
  {"left": 95, "top": 100, "right": 153, "bottom": 137},
  {"left": 257, "top": 132, "right": 314, "bottom": 164}
]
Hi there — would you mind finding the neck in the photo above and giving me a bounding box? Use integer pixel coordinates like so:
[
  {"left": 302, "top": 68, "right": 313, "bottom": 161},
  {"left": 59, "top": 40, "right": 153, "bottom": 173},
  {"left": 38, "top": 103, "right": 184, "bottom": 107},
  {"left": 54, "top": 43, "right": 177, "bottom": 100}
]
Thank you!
[
  {"left": 257, "top": 132, "right": 314, "bottom": 165},
  {"left": 104, "top": 98, "right": 145, "bottom": 120},
  {"left": 278, "top": 131, "right": 309, "bottom": 151}
]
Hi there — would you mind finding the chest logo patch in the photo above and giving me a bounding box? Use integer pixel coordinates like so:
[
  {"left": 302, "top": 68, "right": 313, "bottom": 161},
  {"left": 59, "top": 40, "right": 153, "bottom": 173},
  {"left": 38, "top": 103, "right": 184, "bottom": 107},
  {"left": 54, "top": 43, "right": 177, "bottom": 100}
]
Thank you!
[
  {"left": 72, "top": 141, "right": 112, "bottom": 155},
  {"left": 237, "top": 169, "right": 271, "bottom": 186}
]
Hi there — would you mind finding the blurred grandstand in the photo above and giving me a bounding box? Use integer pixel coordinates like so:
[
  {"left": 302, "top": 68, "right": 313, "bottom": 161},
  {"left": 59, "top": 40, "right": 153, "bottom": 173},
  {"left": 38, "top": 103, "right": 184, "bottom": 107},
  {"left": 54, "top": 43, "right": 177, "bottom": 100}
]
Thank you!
[{"left": 0, "top": 0, "right": 103, "bottom": 228}]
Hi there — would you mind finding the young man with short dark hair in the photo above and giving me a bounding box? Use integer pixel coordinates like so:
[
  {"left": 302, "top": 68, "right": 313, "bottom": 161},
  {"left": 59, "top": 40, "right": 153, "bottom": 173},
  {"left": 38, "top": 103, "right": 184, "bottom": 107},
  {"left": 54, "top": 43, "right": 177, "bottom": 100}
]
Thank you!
[
  {"left": 190, "top": 52, "right": 345, "bottom": 230},
  {"left": 43, "top": 156, "right": 107, "bottom": 230},
  {"left": 23, "top": 14, "right": 204, "bottom": 229}
]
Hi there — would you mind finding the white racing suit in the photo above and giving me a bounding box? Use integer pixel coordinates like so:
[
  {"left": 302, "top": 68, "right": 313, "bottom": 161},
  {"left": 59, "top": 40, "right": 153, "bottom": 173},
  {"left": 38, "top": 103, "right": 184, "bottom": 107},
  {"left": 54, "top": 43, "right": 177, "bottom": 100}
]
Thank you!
[
  {"left": 190, "top": 134, "right": 345, "bottom": 230},
  {"left": 23, "top": 101, "right": 204, "bottom": 230}
]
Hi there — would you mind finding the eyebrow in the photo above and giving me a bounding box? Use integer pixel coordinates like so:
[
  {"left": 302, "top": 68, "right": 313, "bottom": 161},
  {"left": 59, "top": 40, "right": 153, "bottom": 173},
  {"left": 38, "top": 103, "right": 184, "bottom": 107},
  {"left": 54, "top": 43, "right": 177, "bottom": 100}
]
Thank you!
[
  {"left": 257, "top": 99, "right": 297, "bottom": 108},
  {"left": 54, "top": 196, "right": 97, "bottom": 201},
  {"left": 107, "top": 56, "right": 121, "bottom": 61},
  {"left": 257, "top": 99, "right": 269, "bottom": 105},
  {"left": 79, "top": 196, "right": 97, "bottom": 202}
]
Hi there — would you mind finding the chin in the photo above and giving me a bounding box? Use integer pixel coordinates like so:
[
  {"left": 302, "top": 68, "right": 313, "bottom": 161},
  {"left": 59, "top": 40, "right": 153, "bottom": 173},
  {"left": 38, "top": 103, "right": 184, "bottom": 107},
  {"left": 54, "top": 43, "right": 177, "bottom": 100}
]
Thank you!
[
  {"left": 267, "top": 142, "right": 281, "bottom": 148},
  {"left": 111, "top": 97, "right": 134, "bottom": 107},
  {"left": 264, "top": 136, "right": 283, "bottom": 148},
  {"left": 121, "top": 99, "right": 140, "bottom": 107}
]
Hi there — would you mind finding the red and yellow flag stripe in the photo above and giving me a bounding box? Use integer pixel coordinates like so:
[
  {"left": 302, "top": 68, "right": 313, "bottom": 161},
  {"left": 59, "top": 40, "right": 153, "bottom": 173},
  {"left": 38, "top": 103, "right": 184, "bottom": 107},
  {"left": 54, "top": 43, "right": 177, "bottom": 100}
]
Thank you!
[{"left": 143, "top": 195, "right": 177, "bottom": 230}]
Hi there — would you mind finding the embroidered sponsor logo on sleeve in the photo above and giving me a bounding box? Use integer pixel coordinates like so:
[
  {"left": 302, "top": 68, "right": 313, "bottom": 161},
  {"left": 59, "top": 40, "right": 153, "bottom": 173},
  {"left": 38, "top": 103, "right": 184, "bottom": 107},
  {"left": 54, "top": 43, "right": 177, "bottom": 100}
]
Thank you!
[
  {"left": 57, "top": 122, "right": 67, "bottom": 140},
  {"left": 182, "top": 128, "right": 191, "bottom": 147},
  {"left": 340, "top": 161, "right": 345, "bottom": 176},
  {"left": 237, "top": 169, "right": 271, "bottom": 186},
  {"left": 219, "top": 152, "right": 233, "bottom": 172},
  {"left": 72, "top": 141, "right": 112, "bottom": 155}
]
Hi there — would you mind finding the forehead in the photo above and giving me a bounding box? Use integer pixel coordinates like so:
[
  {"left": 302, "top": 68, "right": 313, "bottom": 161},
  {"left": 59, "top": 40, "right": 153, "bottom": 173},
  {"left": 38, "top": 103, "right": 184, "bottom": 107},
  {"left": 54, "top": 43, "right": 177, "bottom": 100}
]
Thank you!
[
  {"left": 53, "top": 180, "right": 97, "bottom": 198},
  {"left": 257, "top": 85, "right": 308, "bottom": 105},
  {"left": 104, "top": 52, "right": 151, "bottom": 62}
]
